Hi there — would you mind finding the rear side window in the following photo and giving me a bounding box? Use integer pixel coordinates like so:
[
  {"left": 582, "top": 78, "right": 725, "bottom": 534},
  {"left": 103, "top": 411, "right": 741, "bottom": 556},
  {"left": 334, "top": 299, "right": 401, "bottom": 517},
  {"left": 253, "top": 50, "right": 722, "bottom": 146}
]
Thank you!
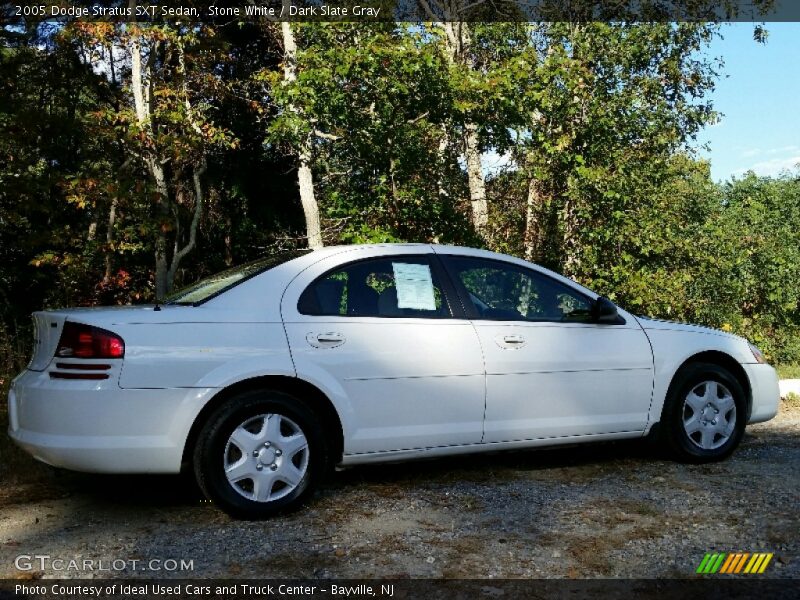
[
  {"left": 166, "top": 251, "right": 309, "bottom": 305},
  {"left": 298, "top": 257, "right": 451, "bottom": 318}
]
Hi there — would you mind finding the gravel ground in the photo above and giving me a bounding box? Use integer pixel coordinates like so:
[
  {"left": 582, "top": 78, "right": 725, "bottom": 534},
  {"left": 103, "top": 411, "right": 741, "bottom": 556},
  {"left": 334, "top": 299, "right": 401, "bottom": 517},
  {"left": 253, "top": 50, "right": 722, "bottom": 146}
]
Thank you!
[{"left": 0, "top": 400, "right": 798, "bottom": 580}]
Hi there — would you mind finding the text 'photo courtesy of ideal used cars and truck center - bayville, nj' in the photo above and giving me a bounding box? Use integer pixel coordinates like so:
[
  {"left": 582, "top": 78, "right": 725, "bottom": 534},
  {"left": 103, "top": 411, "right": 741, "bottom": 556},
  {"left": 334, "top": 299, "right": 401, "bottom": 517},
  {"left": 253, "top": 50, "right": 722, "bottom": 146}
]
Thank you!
[{"left": 1, "top": 0, "right": 799, "bottom": 597}]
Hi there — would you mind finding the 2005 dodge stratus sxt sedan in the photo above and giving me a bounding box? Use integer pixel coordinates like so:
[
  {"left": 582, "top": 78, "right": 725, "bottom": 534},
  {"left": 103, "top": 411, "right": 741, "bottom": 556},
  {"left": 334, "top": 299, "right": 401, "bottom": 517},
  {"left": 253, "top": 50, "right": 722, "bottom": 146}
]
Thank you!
[{"left": 8, "top": 244, "right": 780, "bottom": 518}]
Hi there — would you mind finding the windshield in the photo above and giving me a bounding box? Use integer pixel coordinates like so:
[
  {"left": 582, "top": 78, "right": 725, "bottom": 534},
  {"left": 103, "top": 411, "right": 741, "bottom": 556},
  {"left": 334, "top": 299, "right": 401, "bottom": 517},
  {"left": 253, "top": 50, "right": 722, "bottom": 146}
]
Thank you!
[{"left": 165, "top": 250, "right": 310, "bottom": 305}]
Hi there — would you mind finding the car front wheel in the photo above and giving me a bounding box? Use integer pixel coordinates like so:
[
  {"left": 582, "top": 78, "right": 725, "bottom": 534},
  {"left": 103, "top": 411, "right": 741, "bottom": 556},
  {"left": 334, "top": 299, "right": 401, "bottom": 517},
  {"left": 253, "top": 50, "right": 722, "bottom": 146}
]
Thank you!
[
  {"left": 661, "top": 362, "right": 747, "bottom": 463},
  {"left": 193, "top": 389, "right": 328, "bottom": 519}
]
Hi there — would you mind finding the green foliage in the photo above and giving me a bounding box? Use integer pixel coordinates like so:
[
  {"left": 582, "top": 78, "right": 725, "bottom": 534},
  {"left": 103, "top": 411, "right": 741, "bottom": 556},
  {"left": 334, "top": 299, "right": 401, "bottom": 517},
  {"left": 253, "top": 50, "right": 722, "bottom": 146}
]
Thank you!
[
  {"left": 265, "top": 23, "right": 475, "bottom": 244},
  {"left": 776, "top": 364, "right": 800, "bottom": 380},
  {"left": 0, "top": 31, "right": 118, "bottom": 315},
  {"left": 712, "top": 174, "right": 800, "bottom": 362}
]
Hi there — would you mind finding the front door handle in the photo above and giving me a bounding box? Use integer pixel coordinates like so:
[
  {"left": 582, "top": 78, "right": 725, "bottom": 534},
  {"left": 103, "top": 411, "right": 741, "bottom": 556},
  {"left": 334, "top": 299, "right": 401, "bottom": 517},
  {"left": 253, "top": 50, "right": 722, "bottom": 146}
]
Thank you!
[
  {"left": 495, "top": 334, "right": 526, "bottom": 349},
  {"left": 306, "top": 332, "right": 346, "bottom": 348}
]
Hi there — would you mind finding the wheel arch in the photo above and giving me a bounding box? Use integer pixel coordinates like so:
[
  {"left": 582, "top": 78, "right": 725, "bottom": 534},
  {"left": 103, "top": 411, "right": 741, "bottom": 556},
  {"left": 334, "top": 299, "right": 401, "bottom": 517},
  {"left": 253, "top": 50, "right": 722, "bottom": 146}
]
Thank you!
[
  {"left": 665, "top": 350, "right": 752, "bottom": 421},
  {"left": 181, "top": 375, "right": 345, "bottom": 470}
]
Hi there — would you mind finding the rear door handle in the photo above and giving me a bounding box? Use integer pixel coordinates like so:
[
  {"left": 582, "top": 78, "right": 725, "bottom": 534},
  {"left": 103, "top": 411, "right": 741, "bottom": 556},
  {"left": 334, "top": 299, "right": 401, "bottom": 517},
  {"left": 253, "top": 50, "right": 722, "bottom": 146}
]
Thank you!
[
  {"left": 495, "top": 334, "right": 526, "bottom": 349},
  {"left": 306, "top": 332, "right": 345, "bottom": 348}
]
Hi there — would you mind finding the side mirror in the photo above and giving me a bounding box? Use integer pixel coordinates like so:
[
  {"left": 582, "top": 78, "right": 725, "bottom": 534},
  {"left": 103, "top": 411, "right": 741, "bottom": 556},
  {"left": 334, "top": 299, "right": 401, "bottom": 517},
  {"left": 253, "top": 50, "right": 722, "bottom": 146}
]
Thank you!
[{"left": 593, "top": 296, "right": 621, "bottom": 324}]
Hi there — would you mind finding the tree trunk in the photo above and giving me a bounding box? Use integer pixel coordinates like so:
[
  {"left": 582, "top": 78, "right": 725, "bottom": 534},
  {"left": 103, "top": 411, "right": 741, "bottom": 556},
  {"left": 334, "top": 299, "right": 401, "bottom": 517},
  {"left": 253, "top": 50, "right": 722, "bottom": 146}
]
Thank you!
[
  {"left": 224, "top": 213, "right": 234, "bottom": 267},
  {"left": 523, "top": 178, "right": 542, "bottom": 262},
  {"left": 440, "top": 19, "right": 488, "bottom": 240},
  {"left": 147, "top": 157, "right": 170, "bottom": 300},
  {"left": 436, "top": 125, "right": 450, "bottom": 203},
  {"left": 166, "top": 160, "right": 207, "bottom": 288},
  {"left": 560, "top": 25, "right": 586, "bottom": 279},
  {"left": 297, "top": 140, "right": 322, "bottom": 249},
  {"left": 464, "top": 122, "right": 488, "bottom": 236},
  {"left": 129, "top": 20, "right": 173, "bottom": 299},
  {"left": 281, "top": 17, "right": 323, "bottom": 249},
  {"left": 561, "top": 197, "right": 581, "bottom": 279},
  {"left": 154, "top": 229, "right": 169, "bottom": 300},
  {"left": 129, "top": 13, "right": 207, "bottom": 299},
  {"left": 103, "top": 198, "right": 118, "bottom": 284}
]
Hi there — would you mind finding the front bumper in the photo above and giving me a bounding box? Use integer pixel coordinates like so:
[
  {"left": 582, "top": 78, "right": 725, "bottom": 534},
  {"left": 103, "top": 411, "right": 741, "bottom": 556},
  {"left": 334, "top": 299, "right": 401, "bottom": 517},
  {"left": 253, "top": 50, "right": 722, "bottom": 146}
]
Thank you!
[
  {"left": 743, "top": 363, "right": 780, "bottom": 424},
  {"left": 7, "top": 369, "right": 217, "bottom": 473}
]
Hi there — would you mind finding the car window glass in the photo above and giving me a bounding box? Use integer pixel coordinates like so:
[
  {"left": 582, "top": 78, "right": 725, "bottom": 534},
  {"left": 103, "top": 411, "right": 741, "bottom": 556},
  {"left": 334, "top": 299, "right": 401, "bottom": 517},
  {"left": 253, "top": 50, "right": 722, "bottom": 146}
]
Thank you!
[
  {"left": 166, "top": 250, "right": 310, "bottom": 305},
  {"left": 446, "top": 257, "right": 592, "bottom": 322},
  {"left": 299, "top": 257, "right": 450, "bottom": 318}
]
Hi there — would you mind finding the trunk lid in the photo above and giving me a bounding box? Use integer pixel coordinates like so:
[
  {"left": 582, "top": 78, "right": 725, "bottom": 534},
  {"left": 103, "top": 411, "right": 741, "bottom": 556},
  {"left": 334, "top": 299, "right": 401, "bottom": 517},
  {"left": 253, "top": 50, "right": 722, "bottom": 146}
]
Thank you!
[
  {"left": 27, "top": 303, "right": 247, "bottom": 371},
  {"left": 28, "top": 312, "right": 68, "bottom": 371},
  {"left": 28, "top": 306, "right": 154, "bottom": 371}
]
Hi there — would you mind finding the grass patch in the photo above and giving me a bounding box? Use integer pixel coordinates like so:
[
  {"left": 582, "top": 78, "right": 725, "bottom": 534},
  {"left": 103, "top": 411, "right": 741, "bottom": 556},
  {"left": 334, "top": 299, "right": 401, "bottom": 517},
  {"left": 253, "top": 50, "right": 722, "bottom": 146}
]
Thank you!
[{"left": 776, "top": 363, "right": 800, "bottom": 379}]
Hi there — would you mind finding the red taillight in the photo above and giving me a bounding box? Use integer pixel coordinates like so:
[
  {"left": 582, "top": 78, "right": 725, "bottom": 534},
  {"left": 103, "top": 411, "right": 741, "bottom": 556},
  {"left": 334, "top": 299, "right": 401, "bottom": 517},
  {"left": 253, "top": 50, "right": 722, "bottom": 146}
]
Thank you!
[{"left": 56, "top": 322, "right": 125, "bottom": 359}]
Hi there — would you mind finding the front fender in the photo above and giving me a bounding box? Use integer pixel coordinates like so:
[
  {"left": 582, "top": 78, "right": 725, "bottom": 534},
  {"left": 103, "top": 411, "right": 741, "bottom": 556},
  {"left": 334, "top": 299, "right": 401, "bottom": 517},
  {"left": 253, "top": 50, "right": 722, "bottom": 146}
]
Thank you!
[{"left": 645, "top": 329, "right": 755, "bottom": 432}]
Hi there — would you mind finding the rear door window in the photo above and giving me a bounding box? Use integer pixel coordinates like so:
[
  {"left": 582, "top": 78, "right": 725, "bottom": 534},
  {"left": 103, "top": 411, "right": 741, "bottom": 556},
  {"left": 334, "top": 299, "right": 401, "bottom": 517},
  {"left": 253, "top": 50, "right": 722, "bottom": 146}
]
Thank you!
[{"left": 298, "top": 256, "right": 452, "bottom": 318}]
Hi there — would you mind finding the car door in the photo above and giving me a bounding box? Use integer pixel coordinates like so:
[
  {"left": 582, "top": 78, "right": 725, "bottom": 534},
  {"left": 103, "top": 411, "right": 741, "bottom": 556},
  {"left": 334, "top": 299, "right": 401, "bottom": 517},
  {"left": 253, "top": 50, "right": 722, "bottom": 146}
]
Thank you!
[
  {"left": 281, "top": 248, "right": 486, "bottom": 455},
  {"left": 439, "top": 254, "right": 654, "bottom": 443}
]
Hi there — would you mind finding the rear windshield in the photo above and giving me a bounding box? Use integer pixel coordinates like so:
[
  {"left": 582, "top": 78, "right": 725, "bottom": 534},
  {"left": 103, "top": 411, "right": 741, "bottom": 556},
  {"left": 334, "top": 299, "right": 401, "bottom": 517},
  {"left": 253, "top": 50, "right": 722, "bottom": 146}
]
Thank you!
[{"left": 165, "top": 251, "right": 310, "bottom": 305}]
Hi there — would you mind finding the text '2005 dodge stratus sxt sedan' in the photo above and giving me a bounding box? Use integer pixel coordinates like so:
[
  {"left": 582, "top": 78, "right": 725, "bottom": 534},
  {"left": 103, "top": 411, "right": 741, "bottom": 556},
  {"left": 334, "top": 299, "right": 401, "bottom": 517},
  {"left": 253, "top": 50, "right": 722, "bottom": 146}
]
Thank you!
[{"left": 8, "top": 244, "right": 780, "bottom": 518}]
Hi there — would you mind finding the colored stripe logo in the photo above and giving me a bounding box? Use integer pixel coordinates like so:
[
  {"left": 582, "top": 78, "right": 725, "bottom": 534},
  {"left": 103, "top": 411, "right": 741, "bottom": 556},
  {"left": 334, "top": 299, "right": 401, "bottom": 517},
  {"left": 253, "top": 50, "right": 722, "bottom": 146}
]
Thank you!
[{"left": 696, "top": 552, "right": 774, "bottom": 574}]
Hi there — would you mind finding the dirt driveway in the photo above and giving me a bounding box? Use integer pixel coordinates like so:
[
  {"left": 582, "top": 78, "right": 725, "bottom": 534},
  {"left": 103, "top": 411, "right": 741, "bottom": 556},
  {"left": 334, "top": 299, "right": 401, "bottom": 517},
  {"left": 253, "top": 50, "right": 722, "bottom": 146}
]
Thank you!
[{"left": 1, "top": 400, "right": 797, "bottom": 580}]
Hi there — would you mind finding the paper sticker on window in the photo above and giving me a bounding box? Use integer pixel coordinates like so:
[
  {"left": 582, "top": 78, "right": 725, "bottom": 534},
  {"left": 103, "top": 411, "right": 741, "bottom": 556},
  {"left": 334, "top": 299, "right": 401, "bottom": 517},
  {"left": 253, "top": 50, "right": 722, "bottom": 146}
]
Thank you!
[{"left": 392, "top": 262, "right": 436, "bottom": 310}]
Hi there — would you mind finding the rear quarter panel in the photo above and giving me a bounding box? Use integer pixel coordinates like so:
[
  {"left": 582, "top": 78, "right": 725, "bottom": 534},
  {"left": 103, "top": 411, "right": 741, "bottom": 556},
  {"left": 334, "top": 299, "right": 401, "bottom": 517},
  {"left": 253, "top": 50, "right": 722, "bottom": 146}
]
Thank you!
[
  {"left": 100, "top": 262, "right": 322, "bottom": 389},
  {"left": 117, "top": 320, "right": 295, "bottom": 389}
]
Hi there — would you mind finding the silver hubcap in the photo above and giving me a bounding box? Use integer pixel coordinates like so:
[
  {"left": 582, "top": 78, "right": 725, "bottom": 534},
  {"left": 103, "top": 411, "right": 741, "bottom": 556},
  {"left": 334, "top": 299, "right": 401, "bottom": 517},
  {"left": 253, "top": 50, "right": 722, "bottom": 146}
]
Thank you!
[
  {"left": 224, "top": 413, "right": 309, "bottom": 502},
  {"left": 682, "top": 380, "right": 737, "bottom": 450}
]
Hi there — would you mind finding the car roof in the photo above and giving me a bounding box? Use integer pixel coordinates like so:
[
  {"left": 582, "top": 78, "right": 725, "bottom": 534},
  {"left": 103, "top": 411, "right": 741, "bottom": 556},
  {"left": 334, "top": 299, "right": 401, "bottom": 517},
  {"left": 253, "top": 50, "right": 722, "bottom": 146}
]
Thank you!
[
  {"left": 303, "top": 243, "right": 596, "bottom": 294},
  {"left": 309, "top": 242, "right": 504, "bottom": 258},
  {"left": 308, "top": 243, "right": 540, "bottom": 264}
]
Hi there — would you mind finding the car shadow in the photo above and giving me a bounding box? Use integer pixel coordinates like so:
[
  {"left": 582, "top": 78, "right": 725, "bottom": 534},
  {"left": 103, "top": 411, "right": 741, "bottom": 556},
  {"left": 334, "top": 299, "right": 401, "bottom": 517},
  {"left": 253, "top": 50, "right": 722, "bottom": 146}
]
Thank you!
[
  {"left": 19, "top": 469, "right": 206, "bottom": 507},
  {"left": 332, "top": 437, "right": 659, "bottom": 488},
  {"left": 3, "top": 437, "right": 654, "bottom": 510},
  {"left": 6, "top": 424, "right": 793, "bottom": 511}
]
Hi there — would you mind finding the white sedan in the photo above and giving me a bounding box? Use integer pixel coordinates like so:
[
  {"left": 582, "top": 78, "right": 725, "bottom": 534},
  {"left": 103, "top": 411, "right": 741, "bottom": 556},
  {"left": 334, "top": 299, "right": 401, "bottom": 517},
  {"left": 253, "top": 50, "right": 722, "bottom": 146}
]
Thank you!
[{"left": 8, "top": 244, "right": 780, "bottom": 518}]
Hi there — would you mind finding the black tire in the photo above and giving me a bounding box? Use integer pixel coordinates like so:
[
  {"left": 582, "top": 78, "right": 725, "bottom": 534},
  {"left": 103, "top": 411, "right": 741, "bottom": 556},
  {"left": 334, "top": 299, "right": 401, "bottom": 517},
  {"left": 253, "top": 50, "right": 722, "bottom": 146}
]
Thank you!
[
  {"left": 659, "top": 362, "right": 747, "bottom": 463},
  {"left": 193, "top": 389, "right": 329, "bottom": 519}
]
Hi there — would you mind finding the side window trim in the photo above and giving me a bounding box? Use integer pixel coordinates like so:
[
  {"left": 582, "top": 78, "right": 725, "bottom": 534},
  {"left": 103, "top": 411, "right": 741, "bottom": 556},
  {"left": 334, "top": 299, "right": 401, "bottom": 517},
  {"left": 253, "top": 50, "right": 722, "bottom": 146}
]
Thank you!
[
  {"left": 430, "top": 253, "right": 468, "bottom": 319},
  {"left": 297, "top": 254, "right": 464, "bottom": 319},
  {"left": 439, "top": 254, "right": 596, "bottom": 324}
]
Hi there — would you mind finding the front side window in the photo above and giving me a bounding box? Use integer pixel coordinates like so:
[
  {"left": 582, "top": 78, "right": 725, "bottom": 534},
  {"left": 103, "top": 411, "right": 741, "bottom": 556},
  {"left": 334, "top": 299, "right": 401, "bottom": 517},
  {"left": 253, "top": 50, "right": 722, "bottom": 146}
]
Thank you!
[
  {"left": 298, "top": 256, "right": 451, "bottom": 318},
  {"left": 444, "top": 256, "right": 593, "bottom": 322}
]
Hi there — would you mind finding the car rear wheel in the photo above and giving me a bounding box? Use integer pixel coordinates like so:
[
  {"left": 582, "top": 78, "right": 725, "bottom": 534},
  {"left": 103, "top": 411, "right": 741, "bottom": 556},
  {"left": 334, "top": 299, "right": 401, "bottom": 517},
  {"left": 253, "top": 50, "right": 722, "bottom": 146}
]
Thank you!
[
  {"left": 660, "top": 362, "right": 746, "bottom": 463},
  {"left": 193, "top": 389, "right": 328, "bottom": 519}
]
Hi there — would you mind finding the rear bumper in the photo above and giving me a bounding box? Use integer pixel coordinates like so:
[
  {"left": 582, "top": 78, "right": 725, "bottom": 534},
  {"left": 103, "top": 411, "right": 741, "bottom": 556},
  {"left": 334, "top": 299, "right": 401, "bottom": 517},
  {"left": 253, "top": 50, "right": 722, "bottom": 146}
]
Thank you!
[
  {"left": 7, "top": 369, "right": 217, "bottom": 473},
  {"left": 744, "top": 363, "right": 780, "bottom": 424}
]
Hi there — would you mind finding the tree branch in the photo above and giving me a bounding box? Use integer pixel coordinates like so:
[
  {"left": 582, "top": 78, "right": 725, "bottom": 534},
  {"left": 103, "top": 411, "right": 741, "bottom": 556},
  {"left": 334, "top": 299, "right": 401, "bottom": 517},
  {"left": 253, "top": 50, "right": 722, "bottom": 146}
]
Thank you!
[
  {"left": 417, "top": 0, "right": 440, "bottom": 21},
  {"left": 169, "top": 159, "right": 207, "bottom": 279},
  {"left": 176, "top": 39, "right": 205, "bottom": 138},
  {"left": 127, "top": 20, "right": 147, "bottom": 125},
  {"left": 314, "top": 128, "right": 340, "bottom": 141},
  {"left": 172, "top": 158, "right": 208, "bottom": 273},
  {"left": 407, "top": 111, "right": 430, "bottom": 125}
]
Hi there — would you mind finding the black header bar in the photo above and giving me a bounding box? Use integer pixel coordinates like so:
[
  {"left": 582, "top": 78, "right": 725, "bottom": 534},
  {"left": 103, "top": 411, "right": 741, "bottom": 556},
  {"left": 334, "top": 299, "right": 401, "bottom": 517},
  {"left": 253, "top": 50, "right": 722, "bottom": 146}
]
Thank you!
[{"left": 1, "top": 0, "right": 799, "bottom": 24}]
